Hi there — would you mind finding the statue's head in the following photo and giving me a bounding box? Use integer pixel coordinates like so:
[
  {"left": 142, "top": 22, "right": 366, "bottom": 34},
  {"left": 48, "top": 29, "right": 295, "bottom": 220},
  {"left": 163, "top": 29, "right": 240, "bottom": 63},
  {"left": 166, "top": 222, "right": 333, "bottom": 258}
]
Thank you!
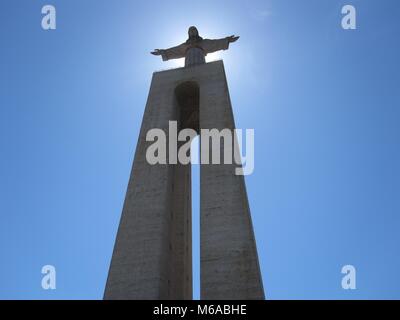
[
  {"left": 188, "top": 26, "right": 199, "bottom": 39},
  {"left": 186, "top": 26, "right": 203, "bottom": 45}
]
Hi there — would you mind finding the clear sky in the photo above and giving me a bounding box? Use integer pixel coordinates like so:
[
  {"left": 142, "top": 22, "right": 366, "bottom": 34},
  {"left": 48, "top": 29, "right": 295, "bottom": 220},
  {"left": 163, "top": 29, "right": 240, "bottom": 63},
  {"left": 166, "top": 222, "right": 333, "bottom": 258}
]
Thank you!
[{"left": 1, "top": 0, "right": 400, "bottom": 299}]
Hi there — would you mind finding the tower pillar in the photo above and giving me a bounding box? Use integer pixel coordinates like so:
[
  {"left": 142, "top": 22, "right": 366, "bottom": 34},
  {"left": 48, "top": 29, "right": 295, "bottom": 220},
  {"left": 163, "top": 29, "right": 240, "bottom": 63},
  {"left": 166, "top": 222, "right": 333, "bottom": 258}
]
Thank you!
[{"left": 104, "top": 61, "right": 264, "bottom": 300}]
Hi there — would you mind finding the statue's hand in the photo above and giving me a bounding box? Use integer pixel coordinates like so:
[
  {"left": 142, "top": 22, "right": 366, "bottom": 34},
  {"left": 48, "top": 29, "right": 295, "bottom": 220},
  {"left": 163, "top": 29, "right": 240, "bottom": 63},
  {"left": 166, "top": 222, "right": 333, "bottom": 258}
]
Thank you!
[
  {"left": 151, "top": 49, "right": 165, "bottom": 56},
  {"left": 227, "top": 35, "right": 240, "bottom": 43}
]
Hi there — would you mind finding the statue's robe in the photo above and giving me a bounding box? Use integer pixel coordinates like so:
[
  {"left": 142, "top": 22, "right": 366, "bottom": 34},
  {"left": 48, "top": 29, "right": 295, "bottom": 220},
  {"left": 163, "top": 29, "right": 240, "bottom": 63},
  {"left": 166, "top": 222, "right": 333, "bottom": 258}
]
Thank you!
[{"left": 160, "top": 38, "right": 231, "bottom": 61}]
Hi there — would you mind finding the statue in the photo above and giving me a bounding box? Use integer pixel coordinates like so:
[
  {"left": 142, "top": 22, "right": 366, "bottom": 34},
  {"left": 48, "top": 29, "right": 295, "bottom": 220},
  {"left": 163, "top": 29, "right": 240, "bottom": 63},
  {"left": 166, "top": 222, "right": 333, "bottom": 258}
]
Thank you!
[{"left": 151, "top": 26, "right": 239, "bottom": 67}]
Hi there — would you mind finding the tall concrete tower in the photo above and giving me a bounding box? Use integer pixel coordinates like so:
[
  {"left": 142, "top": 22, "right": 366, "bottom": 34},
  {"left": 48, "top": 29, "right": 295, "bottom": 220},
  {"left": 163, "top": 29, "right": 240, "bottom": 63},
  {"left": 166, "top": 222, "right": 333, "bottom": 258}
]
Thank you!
[{"left": 104, "top": 27, "right": 264, "bottom": 300}]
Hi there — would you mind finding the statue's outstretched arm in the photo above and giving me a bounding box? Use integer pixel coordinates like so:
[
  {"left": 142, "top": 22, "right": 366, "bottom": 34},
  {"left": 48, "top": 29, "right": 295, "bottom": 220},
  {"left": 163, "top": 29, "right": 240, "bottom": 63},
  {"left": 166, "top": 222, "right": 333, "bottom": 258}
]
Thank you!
[
  {"left": 227, "top": 35, "right": 240, "bottom": 43},
  {"left": 151, "top": 43, "right": 187, "bottom": 61},
  {"left": 201, "top": 35, "right": 239, "bottom": 55}
]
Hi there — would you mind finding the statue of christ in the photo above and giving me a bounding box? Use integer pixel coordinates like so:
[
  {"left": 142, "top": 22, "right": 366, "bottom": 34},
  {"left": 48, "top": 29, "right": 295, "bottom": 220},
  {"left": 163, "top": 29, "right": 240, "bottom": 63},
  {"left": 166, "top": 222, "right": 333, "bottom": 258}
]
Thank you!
[{"left": 151, "top": 26, "right": 239, "bottom": 67}]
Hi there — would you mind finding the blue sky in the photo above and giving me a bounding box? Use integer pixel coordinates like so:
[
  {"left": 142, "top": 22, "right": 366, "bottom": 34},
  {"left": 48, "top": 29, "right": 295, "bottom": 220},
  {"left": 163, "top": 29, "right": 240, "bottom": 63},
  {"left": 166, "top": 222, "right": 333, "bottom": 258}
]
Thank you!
[{"left": 1, "top": 0, "right": 400, "bottom": 299}]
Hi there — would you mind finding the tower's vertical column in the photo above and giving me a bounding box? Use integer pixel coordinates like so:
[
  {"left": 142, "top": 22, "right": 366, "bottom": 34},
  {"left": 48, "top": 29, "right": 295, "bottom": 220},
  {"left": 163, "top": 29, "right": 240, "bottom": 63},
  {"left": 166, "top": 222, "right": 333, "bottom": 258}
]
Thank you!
[
  {"left": 199, "top": 62, "right": 265, "bottom": 299},
  {"left": 104, "top": 70, "right": 192, "bottom": 300},
  {"left": 169, "top": 159, "right": 193, "bottom": 299}
]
